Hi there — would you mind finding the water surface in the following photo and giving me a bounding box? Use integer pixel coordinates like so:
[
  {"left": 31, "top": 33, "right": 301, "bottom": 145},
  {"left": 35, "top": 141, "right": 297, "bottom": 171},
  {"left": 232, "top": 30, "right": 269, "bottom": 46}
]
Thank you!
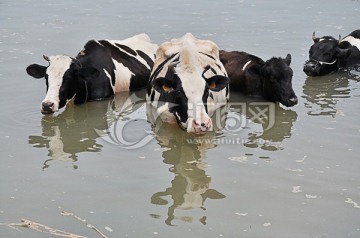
[{"left": 1, "top": 0, "right": 359, "bottom": 237}]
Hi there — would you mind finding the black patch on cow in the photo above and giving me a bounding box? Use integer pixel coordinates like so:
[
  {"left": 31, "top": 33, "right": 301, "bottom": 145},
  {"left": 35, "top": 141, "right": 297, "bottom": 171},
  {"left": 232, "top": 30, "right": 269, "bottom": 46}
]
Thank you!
[
  {"left": 202, "top": 65, "right": 219, "bottom": 80},
  {"left": 80, "top": 40, "right": 117, "bottom": 91},
  {"left": 202, "top": 86, "right": 209, "bottom": 113},
  {"left": 99, "top": 40, "right": 151, "bottom": 91},
  {"left": 150, "top": 53, "right": 180, "bottom": 81},
  {"left": 150, "top": 90, "right": 155, "bottom": 102},
  {"left": 200, "top": 52, "right": 216, "bottom": 60},
  {"left": 339, "top": 41, "right": 352, "bottom": 49},
  {"left": 115, "top": 44, "right": 137, "bottom": 56},
  {"left": 209, "top": 92, "right": 214, "bottom": 100},
  {"left": 137, "top": 50, "right": 154, "bottom": 69},
  {"left": 173, "top": 89, "right": 188, "bottom": 124}
]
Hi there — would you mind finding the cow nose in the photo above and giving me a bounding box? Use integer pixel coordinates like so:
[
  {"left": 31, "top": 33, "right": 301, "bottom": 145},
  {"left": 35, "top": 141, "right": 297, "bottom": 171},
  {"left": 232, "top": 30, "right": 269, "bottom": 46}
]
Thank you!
[
  {"left": 192, "top": 118, "right": 212, "bottom": 133},
  {"left": 288, "top": 96, "right": 298, "bottom": 105},
  {"left": 303, "top": 61, "right": 317, "bottom": 73},
  {"left": 41, "top": 102, "right": 54, "bottom": 114}
]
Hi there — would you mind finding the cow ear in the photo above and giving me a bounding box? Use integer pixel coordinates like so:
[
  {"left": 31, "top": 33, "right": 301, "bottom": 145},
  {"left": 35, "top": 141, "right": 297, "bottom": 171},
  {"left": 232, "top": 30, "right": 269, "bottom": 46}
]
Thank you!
[
  {"left": 26, "top": 64, "right": 47, "bottom": 79},
  {"left": 152, "top": 77, "right": 176, "bottom": 93},
  {"left": 284, "top": 54, "right": 292, "bottom": 66},
  {"left": 206, "top": 75, "right": 229, "bottom": 92},
  {"left": 336, "top": 48, "right": 352, "bottom": 59},
  {"left": 77, "top": 67, "right": 100, "bottom": 80}
]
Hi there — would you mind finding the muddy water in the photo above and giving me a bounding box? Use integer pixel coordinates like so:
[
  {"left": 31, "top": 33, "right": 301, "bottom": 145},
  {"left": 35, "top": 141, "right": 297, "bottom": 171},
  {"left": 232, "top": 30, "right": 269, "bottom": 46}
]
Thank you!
[{"left": 1, "top": 0, "right": 359, "bottom": 237}]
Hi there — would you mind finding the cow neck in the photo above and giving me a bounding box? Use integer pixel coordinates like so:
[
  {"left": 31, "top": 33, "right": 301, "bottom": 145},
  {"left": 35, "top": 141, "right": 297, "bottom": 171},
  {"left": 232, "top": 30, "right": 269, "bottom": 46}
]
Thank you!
[
  {"left": 261, "top": 77, "right": 267, "bottom": 97},
  {"left": 83, "top": 80, "right": 88, "bottom": 103},
  {"left": 74, "top": 78, "right": 88, "bottom": 104},
  {"left": 258, "top": 63, "right": 267, "bottom": 96}
]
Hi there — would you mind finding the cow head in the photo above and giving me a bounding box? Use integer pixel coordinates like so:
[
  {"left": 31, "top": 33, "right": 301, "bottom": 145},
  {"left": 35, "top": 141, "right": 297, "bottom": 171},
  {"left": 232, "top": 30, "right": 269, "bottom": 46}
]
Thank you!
[
  {"left": 26, "top": 55, "right": 99, "bottom": 114},
  {"left": 152, "top": 61, "right": 229, "bottom": 134},
  {"left": 303, "top": 32, "right": 351, "bottom": 76},
  {"left": 257, "top": 54, "right": 297, "bottom": 107}
]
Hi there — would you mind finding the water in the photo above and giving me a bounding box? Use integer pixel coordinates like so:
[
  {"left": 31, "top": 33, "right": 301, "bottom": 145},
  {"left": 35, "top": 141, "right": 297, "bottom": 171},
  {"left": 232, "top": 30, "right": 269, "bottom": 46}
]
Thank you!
[{"left": 1, "top": 0, "right": 359, "bottom": 237}]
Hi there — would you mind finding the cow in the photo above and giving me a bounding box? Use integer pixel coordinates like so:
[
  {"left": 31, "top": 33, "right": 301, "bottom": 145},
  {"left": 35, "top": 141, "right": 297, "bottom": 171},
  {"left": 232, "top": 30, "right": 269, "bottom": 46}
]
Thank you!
[
  {"left": 219, "top": 51, "right": 298, "bottom": 107},
  {"left": 146, "top": 33, "right": 230, "bottom": 134},
  {"left": 303, "top": 29, "right": 360, "bottom": 76},
  {"left": 26, "top": 33, "right": 158, "bottom": 114}
]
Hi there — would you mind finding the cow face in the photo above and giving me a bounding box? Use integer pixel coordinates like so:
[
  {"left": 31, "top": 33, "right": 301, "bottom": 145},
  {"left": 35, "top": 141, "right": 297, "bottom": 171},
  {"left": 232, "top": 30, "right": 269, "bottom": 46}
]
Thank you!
[
  {"left": 152, "top": 63, "right": 229, "bottom": 133},
  {"left": 303, "top": 33, "right": 351, "bottom": 76},
  {"left": 26, "top": 55, "right": 99, "bottom": 114},
  {"left": 260, "top": 54, "right": 298, "bottom": 107}
]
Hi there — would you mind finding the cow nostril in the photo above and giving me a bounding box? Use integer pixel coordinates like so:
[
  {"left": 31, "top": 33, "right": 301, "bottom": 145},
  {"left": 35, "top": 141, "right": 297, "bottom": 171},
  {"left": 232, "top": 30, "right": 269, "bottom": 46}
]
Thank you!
[
  {"left": 42, "top": 102, "right": 54, "bottom": 111},
  {"left": 289, "top": 97, "right": 298, "bottom": 104},
  {"left": 305, "top": 62, "right": 316, "bottom": 70}
]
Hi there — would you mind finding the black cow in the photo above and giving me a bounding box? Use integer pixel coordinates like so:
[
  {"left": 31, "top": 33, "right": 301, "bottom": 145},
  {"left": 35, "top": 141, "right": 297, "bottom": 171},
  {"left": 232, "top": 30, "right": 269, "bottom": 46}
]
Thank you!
[
  {"left": 26, "top": 33, "right": 158, "bottom": 114},
  {"left": 303, "top": 29, "right": 360, "bottom": 76},
  {"left": 219, "top": 51, "right": 298, "bottom": 107}
]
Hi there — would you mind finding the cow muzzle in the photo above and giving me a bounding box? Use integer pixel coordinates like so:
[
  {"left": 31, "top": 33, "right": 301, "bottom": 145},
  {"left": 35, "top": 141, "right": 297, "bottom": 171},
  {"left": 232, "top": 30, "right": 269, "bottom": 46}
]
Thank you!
[
  {"left": 284, "top": 96, "right": 298, "bottom": 107},
  {"left": 41, "top": 101, "right": 56, "bottom": 114},
  {"left": 303, "top": 60, "right": 319, "bottom": 76},
  {"left": 190, "top": 117, "right": 212, "bottom": 134}
]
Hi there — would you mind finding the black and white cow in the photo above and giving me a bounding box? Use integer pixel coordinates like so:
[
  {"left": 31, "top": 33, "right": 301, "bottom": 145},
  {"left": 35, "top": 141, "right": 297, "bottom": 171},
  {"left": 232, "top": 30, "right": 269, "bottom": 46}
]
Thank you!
[
  {"left": 219, "top": 51, "right": 298, "bottom": 107},
  {"left": 146, "top": 33, "right": 230, "bottom": 134},
  {"left": 26, "top": 33, "right": 158, "bottom": 114},
  {"left": 303, "top": 29, "right": 360, "bottom": 76}
]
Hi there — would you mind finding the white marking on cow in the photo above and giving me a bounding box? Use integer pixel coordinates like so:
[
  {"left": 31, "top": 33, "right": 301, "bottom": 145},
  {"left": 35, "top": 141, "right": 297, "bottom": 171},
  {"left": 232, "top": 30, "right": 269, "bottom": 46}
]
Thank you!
[
  {"left": 112, "top": 60, "right": 133, "bottom": 92},
  {"left": 175, "top": 46, "right": 211, "bottom": 132},
  {"left": 319, "top": 38, "right": 332, "bottom": 42},
  {"left": 106, "top": 34, "right": 157, "bottom": 69},
  {"left": 103, "top": 69, "right": 114, "bottom": 93},
  {"left": 242, "top": 60, "right": 252, "bottom": 71},
  {"left": 157, "top": 102, "right": 176, "bottom": 123},
  {"left": 100, "top": 34, "right": 157, "bottom": 93},
  {"left": 43, "top": 55, "right": 73, "bottom": 111},
  {"left": 341, "top": 35, "right": 360, "bottom": 49}
]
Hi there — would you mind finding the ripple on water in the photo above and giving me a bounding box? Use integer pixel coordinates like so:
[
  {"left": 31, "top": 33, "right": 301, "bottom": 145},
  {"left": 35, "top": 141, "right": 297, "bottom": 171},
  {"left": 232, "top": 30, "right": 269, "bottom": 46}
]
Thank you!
[{"left": 2, "top": 102, "right": 43, "bottom": 134}]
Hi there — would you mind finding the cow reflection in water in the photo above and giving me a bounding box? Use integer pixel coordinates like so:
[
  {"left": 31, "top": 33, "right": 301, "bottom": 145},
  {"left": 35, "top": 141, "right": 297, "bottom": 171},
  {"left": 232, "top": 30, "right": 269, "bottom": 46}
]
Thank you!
[
  {"left": 28, "top": 91, "right": 145, "bottom": 169},
  {"left": 148, "top": 105, "right": 226, "bottom": 225},
  {"left": 302, "top": 69, "right": 358, "bottom": 117},
  {"left": 229, "top": 94, "right": 298, "bottom": 151}
]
